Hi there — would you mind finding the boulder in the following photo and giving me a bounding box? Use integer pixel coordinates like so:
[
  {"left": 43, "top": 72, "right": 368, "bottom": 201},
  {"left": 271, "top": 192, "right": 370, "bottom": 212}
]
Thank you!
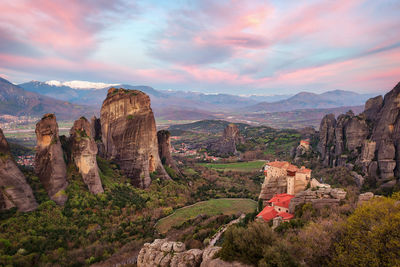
[
  {"left": 137, "top": 239, "right": 250, "bottom": 267},
  {"left": 358, "top": 192, "right": 374, "bottom": 205},
  {"left": 34, "top": 113, "right": 68, "bottom": 205},
  {"left": 70, "top": 117, "right": 104, "bottom": 194},
  {"left": 100, "top": 88, "right": 170, "bottom": 188},
  {"left": 138, "top": 239, "right": 201, "bottom": 267},
  {"left": 0, "top": 128, "right": 38, "bottom": 212}
]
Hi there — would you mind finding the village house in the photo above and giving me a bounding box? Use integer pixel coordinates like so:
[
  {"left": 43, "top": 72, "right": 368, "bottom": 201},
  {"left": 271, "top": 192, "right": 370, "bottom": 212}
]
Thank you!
[
  {"left": 256, "top": 193, "right": 295, "bottom": 222},
  {"left": 259, "top": 161, "right": 311, "bottom": 204},
  {"left": 299, "top": 139, "right": 310, "bottom": 150}
]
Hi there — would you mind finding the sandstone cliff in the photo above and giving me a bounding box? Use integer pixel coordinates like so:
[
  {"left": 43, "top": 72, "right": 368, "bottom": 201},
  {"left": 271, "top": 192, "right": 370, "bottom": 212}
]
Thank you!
[
  {"left": 0, "top": 128, "right": 38, "bottom": 212},
  {"left": 157, "top": 130, "right": 181, "bottom": 176},
  {"left": 35, "top": 113, "right": 68, "bottom": 205},
  {"left": 208, "top": 123, "right": 244, "bottom": 156},
  {"left": 100, "top": 88, "right": 170, "bottom": 188},
  {"left": 70, "top": 117, "right": 104, "bottom": 194},
  {"left": 318, "top": 82, "right": 400, "bottom": 182}
]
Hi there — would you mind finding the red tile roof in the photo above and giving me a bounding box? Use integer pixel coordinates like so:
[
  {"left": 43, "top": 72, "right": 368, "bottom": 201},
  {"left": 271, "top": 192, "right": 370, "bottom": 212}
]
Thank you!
[
  {"left": 297, "top": 166, "right": 312, "bottom": 174},
  {"left": 266, "top": 161, "right": 311, "bottom": 175},
  {"left": 277, "top": 212, "right": 294, "bottom": 220},
  {"left": 267, "top": 161, "right": 290, "bottom": 168},
  {"left": 267, "top": 193, "right": 294, "bottom": 209},
  {"left": 256, "top": 206, "right": 277, "bottom": 221},
  {"left": 300, "top": 140, "right": 310, "bottom": 145}
]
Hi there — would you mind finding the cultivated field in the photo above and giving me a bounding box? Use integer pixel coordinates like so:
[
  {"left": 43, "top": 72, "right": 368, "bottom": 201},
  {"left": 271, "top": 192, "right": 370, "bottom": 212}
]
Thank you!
[
  {"left": 156, "top": 198, "right": 257, "bottom": 234},
  {"left": 198, "top": 160, "right": 265, "bottom": 172}
]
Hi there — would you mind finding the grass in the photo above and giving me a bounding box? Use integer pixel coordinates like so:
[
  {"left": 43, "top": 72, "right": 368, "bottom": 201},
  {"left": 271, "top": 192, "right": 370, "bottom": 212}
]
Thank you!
[
  {"left": 156, "top": 198, "right": 257, "bottom": 234},
  {"left": 198, "top": 160, "right": 265, "bottom": 172}
]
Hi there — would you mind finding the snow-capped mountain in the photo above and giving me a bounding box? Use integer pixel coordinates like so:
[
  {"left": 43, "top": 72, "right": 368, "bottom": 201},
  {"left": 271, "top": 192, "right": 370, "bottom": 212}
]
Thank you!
[{"left": 44, "top": 80, "right": 120, "bottom": 90}]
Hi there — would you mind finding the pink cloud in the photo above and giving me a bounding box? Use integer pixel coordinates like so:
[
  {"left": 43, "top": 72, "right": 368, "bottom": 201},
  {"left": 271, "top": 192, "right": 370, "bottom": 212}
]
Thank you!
[
  {"left": 0, "top": 53, "right": 185, "bottom": 84},
  {"left": 0, "top": 0, "right": 134, "bottom": 58}
]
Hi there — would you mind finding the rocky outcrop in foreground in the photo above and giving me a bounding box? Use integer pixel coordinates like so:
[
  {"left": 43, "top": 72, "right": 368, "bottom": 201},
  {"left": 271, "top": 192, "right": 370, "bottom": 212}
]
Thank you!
[
  {"left": 137, "top": 239, "right": 249, "bottom": 267},
  {"left": 100, "top": 88, "right": 170, "bottom": 188},
  {"left": 157, "top": 130, "right": 180, "bottom": 175},
  {"left": 0, "top": 129, "right": 37, "bottom": 212},
  {"left": 70, "top": 117, "right": 103, "bottom": 194},
  {"left": 35, "top": 113, "right": 68, "bottom": 205},
  {"left": 318, "top": 82, "right": 400, "bottom": 182},
  {"left": 357, "top": 192, "right": 374, "bottom": 205},
  {"left": 208, "top": 123, "right": 244, "bottom": 156},
  {"left": 289, "top": 187, "right": 346, "bottom": 213}
]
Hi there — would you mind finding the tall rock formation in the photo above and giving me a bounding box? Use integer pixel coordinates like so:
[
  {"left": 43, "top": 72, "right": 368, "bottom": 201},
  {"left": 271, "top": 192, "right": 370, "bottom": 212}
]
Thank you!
[
  {"left": 318, "top": 82, "right": 400, "bottom": 182},
  {"left": 208, "top": 123, "right": 244, "bottom": 156},
  {"left": 318, "top": 114, "right": 336, "bottom": 166},
  {"left": 157, "top": 130, "right": 180, "bottom": 176},
  {"left": 0, "top": 129, "right": 38, "bottom": 212},
  {"left": 35, "top": 113, "right": 68, "bottom": 205},
  {"left": 100, "top": 88, "right": 170, "bottom": 188},
  {"left": 70, "top": 117, "right": 104, "bottom": 194}
]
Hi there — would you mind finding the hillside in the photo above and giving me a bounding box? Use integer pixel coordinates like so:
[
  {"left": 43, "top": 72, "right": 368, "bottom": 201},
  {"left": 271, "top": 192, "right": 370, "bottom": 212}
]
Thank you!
[
  {"left": 168, "top": 120, "right": 249, "bottom": 134},
  {"left": 0, "top": 77, "right": 97, "bottom": 120},
  {"left": 246, "top": 90, "right": 376, "bottom": 112}
]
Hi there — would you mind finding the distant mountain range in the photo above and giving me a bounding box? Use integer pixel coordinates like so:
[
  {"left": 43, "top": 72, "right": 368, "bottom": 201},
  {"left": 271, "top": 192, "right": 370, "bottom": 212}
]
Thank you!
[
  {"left": 245, "top": 90, "right": 376, "bottom": 112},
  {"left": 18, "top": 80, "right": 378, "bottom": 116},
  {"left": 0, "top": 78, "right": 97, "bottom": 120},
  {"left": 1, "top": 77, "right": 380, "bottom": 126}
]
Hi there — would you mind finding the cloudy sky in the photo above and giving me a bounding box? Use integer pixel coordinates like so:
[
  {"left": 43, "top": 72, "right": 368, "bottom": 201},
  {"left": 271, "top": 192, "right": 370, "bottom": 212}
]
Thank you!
[{"left": 0, "top": 0, "right": 399, "bottom": 95}]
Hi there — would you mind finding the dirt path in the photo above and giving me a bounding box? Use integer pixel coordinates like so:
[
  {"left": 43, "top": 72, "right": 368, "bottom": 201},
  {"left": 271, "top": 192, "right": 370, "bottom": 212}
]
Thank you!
[{"left": 208, "top": 213, "right": 245, "bottom": 247}]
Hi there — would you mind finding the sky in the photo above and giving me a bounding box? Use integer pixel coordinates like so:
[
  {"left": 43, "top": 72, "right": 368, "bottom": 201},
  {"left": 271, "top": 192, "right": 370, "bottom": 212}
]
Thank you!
[{"left": 0, "top": 0, "right": 399, "bottom": 95}]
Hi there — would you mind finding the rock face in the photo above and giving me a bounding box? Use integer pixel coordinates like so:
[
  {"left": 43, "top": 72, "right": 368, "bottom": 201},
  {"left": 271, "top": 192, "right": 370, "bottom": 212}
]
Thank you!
[
  {"left": 0, "top": 129, "right": 38, "bottom": 212},
  {"left": 318, "top": 114, "right": 336, "bottom": 166},
  {"left": 100, "top": 88, "right": 170, "bottom": 188},
  {"left": 157, "top": 130, "right": 180, "bottom": 175},
  {"left": 318, "top": 82, "right": 400, "bottom": 181},
  {"left": 137, "top": 239, "right": 202, "bottom": 267},
  {"left": 137, "top": 239, "right": 249, "bottom": 267},
  {"left": 70, "top": 117, "right": 104, "bottom": 194},
  {"left": 35, "top": 113, "right": 68, "bottom": 205},
  {"left": 289, "top": 187, "right": 346, "bottom": 213},
  {"left": 208, "top": 123, "right": 244, "bottom": 156}
]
